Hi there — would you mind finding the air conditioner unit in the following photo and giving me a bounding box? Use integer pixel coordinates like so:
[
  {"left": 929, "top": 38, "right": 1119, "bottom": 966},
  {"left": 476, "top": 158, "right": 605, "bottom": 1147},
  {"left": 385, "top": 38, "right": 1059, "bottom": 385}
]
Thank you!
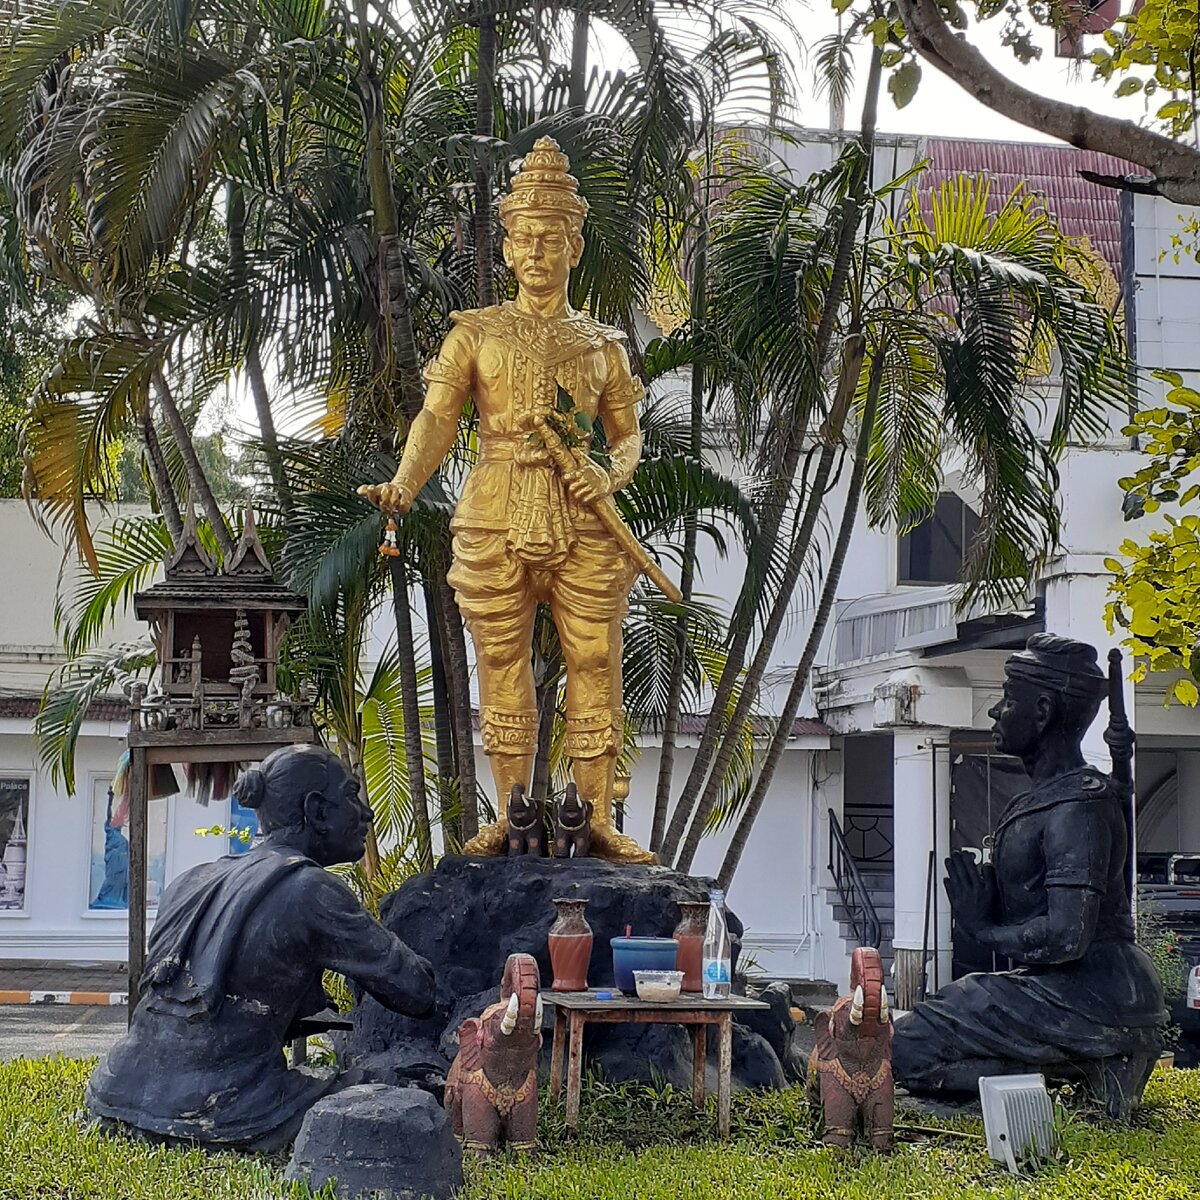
[{"left": 978, "top": 1074, "right": 1056, "bottom": 1175}]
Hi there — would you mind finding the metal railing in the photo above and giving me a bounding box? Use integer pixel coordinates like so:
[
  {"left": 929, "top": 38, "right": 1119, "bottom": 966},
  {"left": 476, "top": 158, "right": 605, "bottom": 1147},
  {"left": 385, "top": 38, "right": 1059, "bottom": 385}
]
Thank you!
[{"left": 828, "top": 807, "right": 882, "bottom": 950}]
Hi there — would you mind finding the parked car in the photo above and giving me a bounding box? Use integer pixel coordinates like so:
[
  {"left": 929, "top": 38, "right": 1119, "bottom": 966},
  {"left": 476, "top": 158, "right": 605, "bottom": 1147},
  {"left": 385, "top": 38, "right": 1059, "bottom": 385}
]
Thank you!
[{"left": 1138, "top": 853, "right": 1200, "bottom": 1066}]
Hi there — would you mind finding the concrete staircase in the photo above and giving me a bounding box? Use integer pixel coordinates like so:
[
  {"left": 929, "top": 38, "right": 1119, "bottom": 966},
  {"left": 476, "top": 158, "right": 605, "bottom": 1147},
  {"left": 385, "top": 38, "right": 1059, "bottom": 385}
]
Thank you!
[{"left": 825, "top": 867, "right": 895, "bottom": 980}]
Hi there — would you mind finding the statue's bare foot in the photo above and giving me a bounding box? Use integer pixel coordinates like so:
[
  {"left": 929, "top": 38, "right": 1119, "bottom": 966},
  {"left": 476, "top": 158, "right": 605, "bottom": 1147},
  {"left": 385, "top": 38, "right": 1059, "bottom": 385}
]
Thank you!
[
  {"left": 461, "top": 821, "right": 509, "bottom": 858},
  {"left": 588, "top": 823, "right": 658, "bottom": 865}
]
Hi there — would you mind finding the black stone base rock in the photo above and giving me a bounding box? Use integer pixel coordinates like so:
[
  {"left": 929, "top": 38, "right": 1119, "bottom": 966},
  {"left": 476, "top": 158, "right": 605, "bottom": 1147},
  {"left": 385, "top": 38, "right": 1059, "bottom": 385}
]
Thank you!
[
  {"left": 284, "top": 1084, "right": 463, "bottom": 1200},
  {"left": 340, "top": 856, "right": 807, "bottom": 1093}
]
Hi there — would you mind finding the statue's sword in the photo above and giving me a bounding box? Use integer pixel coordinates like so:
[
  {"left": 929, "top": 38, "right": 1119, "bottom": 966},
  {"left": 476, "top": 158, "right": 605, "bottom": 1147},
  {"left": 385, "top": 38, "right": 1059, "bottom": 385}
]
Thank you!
[
  {"left": 1104, "top": 648, "right": 1136, "bottom": 902},
  {"left": 532, "top": 415, "right": 683, "bottom": 604}
]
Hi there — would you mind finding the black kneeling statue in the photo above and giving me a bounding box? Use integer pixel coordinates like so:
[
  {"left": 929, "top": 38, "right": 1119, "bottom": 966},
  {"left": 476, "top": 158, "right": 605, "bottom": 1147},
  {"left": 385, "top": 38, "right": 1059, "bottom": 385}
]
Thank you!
[
  {"left": 87, "top": 745, "right": 435, "bottom": 1150},
  {"left": 893, "top": 634, "right": 1167, "bottom": 1120}
]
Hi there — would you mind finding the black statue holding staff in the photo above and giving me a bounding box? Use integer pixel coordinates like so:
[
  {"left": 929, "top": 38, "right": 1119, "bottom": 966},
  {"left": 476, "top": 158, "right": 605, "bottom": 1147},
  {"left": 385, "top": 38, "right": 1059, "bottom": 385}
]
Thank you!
[
  {"left": 87, "top": 745, "right": 436, "bottom": 1150},
  {"left": 892, "top": 634, "right": 1166, "bottom": 1120}
]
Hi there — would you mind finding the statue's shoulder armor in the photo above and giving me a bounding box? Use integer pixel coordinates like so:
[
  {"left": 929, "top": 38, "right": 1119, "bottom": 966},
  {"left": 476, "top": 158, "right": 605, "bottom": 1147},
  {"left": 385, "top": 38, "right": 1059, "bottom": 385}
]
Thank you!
[
  {"left": 568, "top": 312, "right": 628, "bottom": 346},
  {"left": 449, "top": 304, "right": 626, "bottom": 351}
]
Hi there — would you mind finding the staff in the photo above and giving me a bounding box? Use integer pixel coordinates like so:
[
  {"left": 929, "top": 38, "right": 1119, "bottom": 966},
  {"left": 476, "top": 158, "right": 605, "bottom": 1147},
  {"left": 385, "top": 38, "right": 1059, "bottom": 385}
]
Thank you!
[
  {"left": 533, "top": 415, "right": 683, "bottom": 604},
  {"left": 1104, "top": 647, "right": 1136, "bottom": 902}
]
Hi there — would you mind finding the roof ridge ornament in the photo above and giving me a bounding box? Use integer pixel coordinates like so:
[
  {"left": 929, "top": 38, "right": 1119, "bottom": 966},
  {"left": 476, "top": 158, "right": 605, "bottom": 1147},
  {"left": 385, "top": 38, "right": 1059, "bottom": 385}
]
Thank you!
[
  {"left": 226, "top": 506, "right": 274, "bottom": 580},
  {"left": 164, "top": 500, "right": 218, "bottom": 579}
]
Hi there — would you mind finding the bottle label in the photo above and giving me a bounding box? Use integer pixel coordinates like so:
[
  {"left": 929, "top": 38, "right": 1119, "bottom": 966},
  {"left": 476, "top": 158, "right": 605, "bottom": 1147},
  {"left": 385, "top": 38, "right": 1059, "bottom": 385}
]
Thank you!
[{"left": 703, "top": 959, "right": 730, "bottom": 984}]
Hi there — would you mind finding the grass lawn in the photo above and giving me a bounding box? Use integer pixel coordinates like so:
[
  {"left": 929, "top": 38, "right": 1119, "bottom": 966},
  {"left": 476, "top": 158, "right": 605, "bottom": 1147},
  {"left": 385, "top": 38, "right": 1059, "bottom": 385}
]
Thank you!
[{"left": 2, "top": 1056, "right": 1199, "bottom": 1199}]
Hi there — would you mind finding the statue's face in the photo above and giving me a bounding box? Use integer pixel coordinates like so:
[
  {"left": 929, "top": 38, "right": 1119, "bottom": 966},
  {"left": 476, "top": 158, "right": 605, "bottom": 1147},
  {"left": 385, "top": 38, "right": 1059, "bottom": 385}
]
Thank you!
[
  {"left": 313, "top": 757, "right": 373, "bottom": 866},
  {"left": 502, "top": 214, "right": 583, "bottom": 297},
  {"left": 988, "top": 679, "right": 1048, "bottom": 757}
]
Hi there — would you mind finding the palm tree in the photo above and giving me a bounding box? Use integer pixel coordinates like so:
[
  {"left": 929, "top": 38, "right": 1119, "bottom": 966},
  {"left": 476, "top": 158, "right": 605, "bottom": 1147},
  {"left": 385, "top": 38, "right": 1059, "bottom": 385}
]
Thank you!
[{"left": 675, "top": 162, "right": 1129, "bottom": 880}]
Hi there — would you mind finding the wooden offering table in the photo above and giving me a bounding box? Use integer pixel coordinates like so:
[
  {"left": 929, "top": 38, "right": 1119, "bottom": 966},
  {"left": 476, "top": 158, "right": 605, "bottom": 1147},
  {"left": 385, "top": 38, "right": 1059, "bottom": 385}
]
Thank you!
[{"left": 543, "top": 990, "right": 770, "bottom": 1138}]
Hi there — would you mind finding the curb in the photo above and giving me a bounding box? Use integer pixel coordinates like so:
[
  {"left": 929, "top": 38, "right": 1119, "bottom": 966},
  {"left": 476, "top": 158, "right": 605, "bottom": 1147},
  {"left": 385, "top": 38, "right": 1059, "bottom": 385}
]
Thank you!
[{"left": 0, "top": 990, "right": 127, "bottom": 1006}]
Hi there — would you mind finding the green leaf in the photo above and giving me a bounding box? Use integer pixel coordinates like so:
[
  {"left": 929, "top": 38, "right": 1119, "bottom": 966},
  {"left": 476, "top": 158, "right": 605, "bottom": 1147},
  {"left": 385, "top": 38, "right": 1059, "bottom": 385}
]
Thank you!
[
  {"left": 1116, "top": 78, "right": 1143, "bottom": 97},
  {"left": 1167, "top": 386, "right": 1200, "bottom": 410},
  {"left": 1158, "top": 99, "right": 1191, "bottom": 120},
  {"left": 574, "top": 411, "right": 592, "bottom": 433},
  {"left": 888, "top": 61, "right": 921, "bottom": 108},
  {"left": 556, "top": 385, "right": 575, "bottom": 414},
  {"left": 831, "top": 0, "right": 855, "bottom": 13},
  {"left": 1173, "top": 677, "right": 1199, "bottom": 706}
]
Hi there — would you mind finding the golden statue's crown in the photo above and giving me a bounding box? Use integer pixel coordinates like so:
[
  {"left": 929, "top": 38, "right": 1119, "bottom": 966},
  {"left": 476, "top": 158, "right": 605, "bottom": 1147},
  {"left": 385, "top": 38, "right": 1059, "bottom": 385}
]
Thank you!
[{"left": 498, "top": 137, "right": 588, "bottom": 229}]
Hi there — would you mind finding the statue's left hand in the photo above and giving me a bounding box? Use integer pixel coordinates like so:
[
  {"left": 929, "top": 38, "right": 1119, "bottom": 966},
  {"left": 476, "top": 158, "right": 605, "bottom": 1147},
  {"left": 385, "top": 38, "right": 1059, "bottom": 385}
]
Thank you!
[
  {"left": 564, "top": 460, "right": 613, "bottom": 504},
  {"left": 944, "top": 851, "right": 994, "bottom": 934}
]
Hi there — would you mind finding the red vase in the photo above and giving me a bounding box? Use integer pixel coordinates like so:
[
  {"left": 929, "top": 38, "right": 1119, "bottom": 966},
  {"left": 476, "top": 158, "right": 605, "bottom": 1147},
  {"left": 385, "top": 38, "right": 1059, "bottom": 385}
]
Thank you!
[
  {"left": 548, "top": 898, "right": 593, "bottom": 992},
  {"left": 674, "top": 901, "right": 709, "bottom": 993}
]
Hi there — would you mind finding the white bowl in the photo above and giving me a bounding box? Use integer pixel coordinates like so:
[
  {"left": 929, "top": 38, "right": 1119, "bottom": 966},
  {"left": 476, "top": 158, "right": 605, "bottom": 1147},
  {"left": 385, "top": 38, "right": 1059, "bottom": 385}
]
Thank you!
[{"left": 634, "top": 969, "right": 684, "bottom": 1002}]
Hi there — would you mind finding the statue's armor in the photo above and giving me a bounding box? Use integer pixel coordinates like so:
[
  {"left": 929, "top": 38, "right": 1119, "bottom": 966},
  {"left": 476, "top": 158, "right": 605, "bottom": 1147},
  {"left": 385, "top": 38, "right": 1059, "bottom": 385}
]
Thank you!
[{"left": 418, "top": 302, "right": 642, "bottom": 550}]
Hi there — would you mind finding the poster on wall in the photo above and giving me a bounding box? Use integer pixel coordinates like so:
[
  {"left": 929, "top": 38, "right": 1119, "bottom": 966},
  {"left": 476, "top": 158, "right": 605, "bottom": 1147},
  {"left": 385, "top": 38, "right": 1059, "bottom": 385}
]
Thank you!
[
  {"left": 88, "top": 778, "right": 168, "bottom": 911},
  {"left": 228, "top": 791, "right": 259, "bottom": 855},
  {"left": 0, "top": 776, "right": 30, "bottom": 912}
]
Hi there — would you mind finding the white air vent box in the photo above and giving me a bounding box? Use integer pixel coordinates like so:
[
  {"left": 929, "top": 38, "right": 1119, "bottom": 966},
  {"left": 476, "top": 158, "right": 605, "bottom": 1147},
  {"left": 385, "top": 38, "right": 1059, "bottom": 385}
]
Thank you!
[{"left": 978, "top": 1073, "right": 1056, "bottom": 1174}]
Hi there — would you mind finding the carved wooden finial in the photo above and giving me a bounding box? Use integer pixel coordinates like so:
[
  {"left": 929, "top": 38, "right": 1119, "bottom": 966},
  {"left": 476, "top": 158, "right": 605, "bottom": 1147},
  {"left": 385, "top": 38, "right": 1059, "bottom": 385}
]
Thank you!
[
  {"left": 164, "top": 499, "right": 217, "bottom": 579},
  {"left": 226, "top": 505, "right": 274, "bottom": 578}
]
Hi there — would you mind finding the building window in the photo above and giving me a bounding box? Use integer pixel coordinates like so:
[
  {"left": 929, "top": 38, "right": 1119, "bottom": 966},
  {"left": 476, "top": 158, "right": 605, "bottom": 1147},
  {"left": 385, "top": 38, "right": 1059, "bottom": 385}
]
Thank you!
[
  {"left": 0, "top": 776, "right": 30, "bottom": 913},
  {"left": 898, "top": 492, "right": 980, "bottom": 586}
]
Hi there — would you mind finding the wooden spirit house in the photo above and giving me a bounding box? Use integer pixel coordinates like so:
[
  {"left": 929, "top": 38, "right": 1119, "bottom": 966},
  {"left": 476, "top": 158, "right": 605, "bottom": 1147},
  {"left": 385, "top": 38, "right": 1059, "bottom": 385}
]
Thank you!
[{"left": 123, "top": 506, "right": 316, "bottom": 1011}]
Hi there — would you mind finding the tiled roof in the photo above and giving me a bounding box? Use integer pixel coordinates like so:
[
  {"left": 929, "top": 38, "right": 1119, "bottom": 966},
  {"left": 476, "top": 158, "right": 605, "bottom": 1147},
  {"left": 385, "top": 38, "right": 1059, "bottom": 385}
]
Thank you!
[
  {"left": 921, "top": 138, "right": 1132, "bottom": 276},
  {"left": 0, "top": 694, "right": 128, "bottom": 721}
]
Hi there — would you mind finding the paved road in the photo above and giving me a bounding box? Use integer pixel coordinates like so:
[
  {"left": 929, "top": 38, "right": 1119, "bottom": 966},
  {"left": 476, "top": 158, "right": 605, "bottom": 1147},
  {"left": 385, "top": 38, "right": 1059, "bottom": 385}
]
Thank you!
[{"left": 0, "top": 1005, "right": 126, "bottom": 1061}]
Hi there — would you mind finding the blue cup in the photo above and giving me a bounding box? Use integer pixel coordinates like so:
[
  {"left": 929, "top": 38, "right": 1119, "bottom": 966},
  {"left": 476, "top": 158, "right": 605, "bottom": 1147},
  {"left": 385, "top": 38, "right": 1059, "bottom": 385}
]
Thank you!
[{"left": 610, "top": 937, "right": 679, "bottom": 995}]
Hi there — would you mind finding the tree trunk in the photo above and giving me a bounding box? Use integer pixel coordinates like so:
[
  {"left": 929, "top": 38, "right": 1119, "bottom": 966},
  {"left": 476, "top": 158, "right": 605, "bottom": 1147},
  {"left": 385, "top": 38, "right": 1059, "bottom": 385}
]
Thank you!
[
  {"left": 673, "top": 336, "right": 865, "bottom": 874},
  {"left": 658, "top": 48, "right": 884, "bottom": 868},
  {"left": 650, "top": 211, "right": 707, "bottom": 853},
  {"left": 227, "top": 181, "right": 291, "bottom": 515},
  {"left": 531, "top": 645, "right": 562, "bottom": 804},
  {"left": 474, "top": 9, "right": 497, "bottom": 306},
  {"left": 137, "top": 409, "right": 183, "bottom": 543},
  {"left": 436, "top": 576, "right": 479, "bottom": 841},
  {"left": 390, "top": 553, "right": 433, "bottom": 871},
  {"left": 151, "top": 365, "right": 235, "bottom": 561},
  {"left": 355, "top": 3, "right": 432, "bottom": 858},
  {"left": 569, "top": 10, "right": 589, "bottom": 107},
  {"left": 424, "top": 582, "right": 460, "bottom": 846},
  {"left": 716, "top": 352, "right": 885, "bottom": 889},
  {"left": 245, "top": 343, "right": 291, "bottom": 515}
]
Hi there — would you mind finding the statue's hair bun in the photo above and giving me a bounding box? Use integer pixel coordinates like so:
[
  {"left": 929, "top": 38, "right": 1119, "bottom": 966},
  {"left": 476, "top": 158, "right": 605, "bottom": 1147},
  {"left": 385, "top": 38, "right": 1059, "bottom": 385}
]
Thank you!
[{"left": 232, "top": 767, "right": 267, "bottom": 809}]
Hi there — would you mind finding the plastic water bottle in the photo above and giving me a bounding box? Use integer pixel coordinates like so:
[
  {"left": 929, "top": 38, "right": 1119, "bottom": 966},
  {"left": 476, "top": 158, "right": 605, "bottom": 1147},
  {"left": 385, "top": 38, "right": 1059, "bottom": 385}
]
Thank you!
[{"left": 702, "top": 888, "right": 732, "bottom": 999}]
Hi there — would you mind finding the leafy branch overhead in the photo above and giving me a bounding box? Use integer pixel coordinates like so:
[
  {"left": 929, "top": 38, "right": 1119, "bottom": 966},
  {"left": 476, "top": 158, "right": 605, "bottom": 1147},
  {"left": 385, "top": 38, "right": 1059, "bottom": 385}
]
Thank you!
[
  {"left": 832, "top": 0, "right": 1200, "bottom": 206},
  {"left": 1107, "top": 372, "right": 1200, "bottom": 706}
]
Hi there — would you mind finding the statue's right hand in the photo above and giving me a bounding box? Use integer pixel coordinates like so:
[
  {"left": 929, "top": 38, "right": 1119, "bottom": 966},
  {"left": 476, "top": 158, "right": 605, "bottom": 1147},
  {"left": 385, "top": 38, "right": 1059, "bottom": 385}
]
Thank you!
[{"left": 357, "top": 481, "right": 413, "bottom": 514}]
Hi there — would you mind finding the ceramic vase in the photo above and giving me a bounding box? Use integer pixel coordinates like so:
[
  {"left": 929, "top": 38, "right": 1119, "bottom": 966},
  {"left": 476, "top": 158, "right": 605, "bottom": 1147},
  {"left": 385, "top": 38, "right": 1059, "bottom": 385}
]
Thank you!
[
  {"left": 673, "top": 901, "right": 709, "bottom": 993},
  {"left": 548, "top": 898, "right": 593, "bottom": 992}
]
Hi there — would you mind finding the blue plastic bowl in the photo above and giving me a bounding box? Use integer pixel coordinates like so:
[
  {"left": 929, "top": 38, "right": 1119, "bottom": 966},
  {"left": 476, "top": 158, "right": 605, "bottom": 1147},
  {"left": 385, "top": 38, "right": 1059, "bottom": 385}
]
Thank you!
[{"left": 610, "top": 937, "right": 679, "bottom": 995}]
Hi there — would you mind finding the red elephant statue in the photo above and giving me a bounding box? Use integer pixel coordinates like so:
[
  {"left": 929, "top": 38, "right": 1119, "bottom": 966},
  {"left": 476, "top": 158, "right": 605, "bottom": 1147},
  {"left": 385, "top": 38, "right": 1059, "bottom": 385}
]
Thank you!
[
  {"left": 807, "top": 946, "right": 894, "bottom": 1151},
  {"left": 445, "top": 953, "right": 543, "bottom": 1157}
]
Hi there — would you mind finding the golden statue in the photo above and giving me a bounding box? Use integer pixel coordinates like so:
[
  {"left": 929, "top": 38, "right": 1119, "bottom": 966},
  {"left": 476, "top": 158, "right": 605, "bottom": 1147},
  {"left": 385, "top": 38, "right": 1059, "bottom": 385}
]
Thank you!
[{"left": 359, "top": 137, "right": 668, "bottom": 864}]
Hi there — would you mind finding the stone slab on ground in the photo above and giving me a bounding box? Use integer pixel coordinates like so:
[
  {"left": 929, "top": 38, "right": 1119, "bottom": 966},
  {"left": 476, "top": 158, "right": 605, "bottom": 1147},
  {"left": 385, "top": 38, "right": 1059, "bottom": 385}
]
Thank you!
[{"left": 284, "top": 1083, "right": 462, "bottom": 1200}]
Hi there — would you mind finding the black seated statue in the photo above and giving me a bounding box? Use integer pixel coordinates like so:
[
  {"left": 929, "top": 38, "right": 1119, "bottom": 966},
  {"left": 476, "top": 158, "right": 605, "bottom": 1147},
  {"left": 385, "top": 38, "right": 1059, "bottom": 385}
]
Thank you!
[
  {"left": 87, "top": 744, "right": 435, "bottom": 1151},
  {"left": 893, "top": 634, "right": 1166, "bottom": 1120}
]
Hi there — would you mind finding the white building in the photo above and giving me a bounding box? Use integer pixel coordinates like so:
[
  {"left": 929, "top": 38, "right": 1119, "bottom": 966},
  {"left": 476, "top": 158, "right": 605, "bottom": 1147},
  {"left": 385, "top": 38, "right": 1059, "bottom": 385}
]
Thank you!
[{"left": 1, "top": 131, "right": 1197, "bottom": 997}]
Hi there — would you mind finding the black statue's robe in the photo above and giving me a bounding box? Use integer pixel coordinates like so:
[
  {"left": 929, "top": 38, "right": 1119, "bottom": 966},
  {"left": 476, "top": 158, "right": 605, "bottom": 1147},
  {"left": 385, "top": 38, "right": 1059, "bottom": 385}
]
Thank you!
[
  {"left": 87, "top": 844, "right": 433, "bottom": 1148},
  {"left": 894, "top": 767, "right": 1166, "bottom": 1094}
]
